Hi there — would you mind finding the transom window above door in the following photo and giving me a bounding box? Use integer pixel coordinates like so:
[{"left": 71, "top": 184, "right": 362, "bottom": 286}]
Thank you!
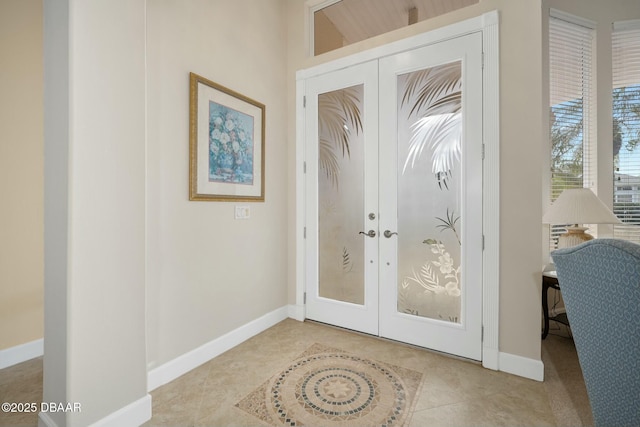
[{"left": 309, "top": 0, "right": 480, "bottom": 56}]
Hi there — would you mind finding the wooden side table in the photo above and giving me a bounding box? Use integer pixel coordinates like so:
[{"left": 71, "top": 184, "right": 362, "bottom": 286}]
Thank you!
[{"left": 542, "top": 271, "right": 570, "bottom": 339}]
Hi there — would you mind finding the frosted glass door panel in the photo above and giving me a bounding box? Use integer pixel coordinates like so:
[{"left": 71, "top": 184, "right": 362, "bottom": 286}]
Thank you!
[
  {"left": 318, "top": 85, "right": 365, "bottom": 305},
  {"left": 304, "top": 59, "right": 378, "bottom": 336},
  {"left": 396, "top": 63, "right": 462, "bottom": 323}
]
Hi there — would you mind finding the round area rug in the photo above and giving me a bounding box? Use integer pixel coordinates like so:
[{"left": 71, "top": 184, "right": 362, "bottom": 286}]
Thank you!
[
  {"left": 268, "top": 352, "right": 406, "bottom": 426},
  {"left": 235, "top": 344, "right": 423, "bottom": 427}
]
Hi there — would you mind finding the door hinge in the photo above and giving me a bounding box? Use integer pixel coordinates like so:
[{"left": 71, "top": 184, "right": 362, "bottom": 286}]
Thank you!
[
  {"left": 304, "top": 227, "right": 307, "bottom": 239},
  {"left": 482, "top": 235, "right": 485, "bottom": 250},
  {"left": 303, "top": 161, "right": 307, "bottom": 174},
  {"left": 303, "top": 292, "right": 307, "bottom": 304},
  {"left": 303, "top": 95, "right": 306, "bottom": 108},
  {"left": 481, "top": 51, "right": 485, "bottom": 69},
  {"left": 481, "top": 325, "right": 484, "bottom": 341},
  {"left": 482, "top": 143, "right": 485, "bottom": 160}
]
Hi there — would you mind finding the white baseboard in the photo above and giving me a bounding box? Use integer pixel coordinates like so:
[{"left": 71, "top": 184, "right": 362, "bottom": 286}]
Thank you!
[
  {"left": 145, "top": 305, "right": 545, "bottom": 391},
  {"left": 39, "top": 394, "right": 152, "bottom": 427},
  {"left": 499, "top": 351, "right": 544, "bottom": 381},
  {"left": 287, "top": 304, "right": 305, "bottom": 321},
  {"left": 147, "top": 306, "right": 290, "bottom": 391},
  {"left": 0, "top": 338, "right": 44, "bottom": 370},
  {"left": 90, "top": 394, "right": 151, "bottom": 427}
]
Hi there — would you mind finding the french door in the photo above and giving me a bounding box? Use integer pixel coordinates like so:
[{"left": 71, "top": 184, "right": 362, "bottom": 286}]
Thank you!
[{"left": 304, "top": 33, "right": 483, "bottom": 360}]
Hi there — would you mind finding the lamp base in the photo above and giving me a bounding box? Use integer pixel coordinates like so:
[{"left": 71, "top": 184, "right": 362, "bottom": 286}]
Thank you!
[{"left": 557, "top": 226, "right": 593, "bottom": 249}]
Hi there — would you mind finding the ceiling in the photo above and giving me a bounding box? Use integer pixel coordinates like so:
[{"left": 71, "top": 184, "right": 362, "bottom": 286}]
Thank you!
[{"left": 318, "top": 0, "right": 479, "bottom": 46}]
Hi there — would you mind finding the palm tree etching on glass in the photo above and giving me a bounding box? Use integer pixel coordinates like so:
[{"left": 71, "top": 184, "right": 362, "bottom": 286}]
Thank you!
[
  {"left": 315, "top": 63, "right": 464, "bottom": 320},
  {"left": 402, "top": 61, "right": 462, "bottom": 189},
  {"left": 318, "top": 85, "right": 366, "bottom": 305},
  {"left": 397, "top": 61, "right": 463, "bottom": 322}
]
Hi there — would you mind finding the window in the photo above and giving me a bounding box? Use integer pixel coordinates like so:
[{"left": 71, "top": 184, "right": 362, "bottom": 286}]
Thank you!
[
  {"left": 613, "top": 21, "right": 640, "bottom": 242},
  {"left": 548, "top": 12, "right": 595, "bottom": 250},
  {"left": 309, "top": 0, "right": 480, "bottom": 56}
]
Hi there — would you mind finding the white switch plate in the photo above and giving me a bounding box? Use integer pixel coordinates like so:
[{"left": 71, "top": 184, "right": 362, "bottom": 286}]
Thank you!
[{"left": 235, "top": 205, "right": 250, "bottom": 219}]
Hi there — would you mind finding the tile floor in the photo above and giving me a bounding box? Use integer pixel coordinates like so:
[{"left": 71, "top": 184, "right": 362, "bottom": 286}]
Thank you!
[{"left": 0, "top": 319, "right": 591, "bottom": 427}]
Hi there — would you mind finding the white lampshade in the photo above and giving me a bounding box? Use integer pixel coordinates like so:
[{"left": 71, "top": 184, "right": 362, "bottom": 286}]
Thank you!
[
  {"left": 543, "top": 188, "right": 621, "bottom": 225},
  {"left": 543, "top": 188, "right": 621, "bottom": 248}
]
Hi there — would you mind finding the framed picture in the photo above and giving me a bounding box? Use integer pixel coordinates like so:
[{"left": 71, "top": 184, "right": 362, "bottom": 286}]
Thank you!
[{"left": 189, "top": 72, "right": 265, "bottom": 201}]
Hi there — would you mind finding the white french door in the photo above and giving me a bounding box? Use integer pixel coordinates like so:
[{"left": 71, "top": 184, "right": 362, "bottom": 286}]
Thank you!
[
  {"left": 378, "top": 34, "right": 483, "bottom": 359},
  {"left": 304, "top": 32, "right": 483, "bottom": 360},
  {"left": 304, "top": 60, "right": 380, "bottom": 335}
]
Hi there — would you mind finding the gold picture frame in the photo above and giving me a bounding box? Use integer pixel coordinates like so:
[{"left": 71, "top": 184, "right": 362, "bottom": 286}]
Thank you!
[{"left": 189, "top": 72, "right": 265, "bottom": 201}]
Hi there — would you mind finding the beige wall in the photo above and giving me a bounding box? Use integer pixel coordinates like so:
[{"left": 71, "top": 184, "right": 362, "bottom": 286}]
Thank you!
[
  {"left": 42, "top": 1, "right": 69, "bottom": 423},
  {"left": 145, "top": 0, "right": 289, "bottom": 368},
  {"left": 0, "top": 0, "right": 44, "bottom": 352}
]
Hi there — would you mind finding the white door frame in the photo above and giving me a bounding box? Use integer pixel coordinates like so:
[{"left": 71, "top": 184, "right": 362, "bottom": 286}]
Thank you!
[{"left": 295, "top": 11, "right": 500, "bottom": 371}]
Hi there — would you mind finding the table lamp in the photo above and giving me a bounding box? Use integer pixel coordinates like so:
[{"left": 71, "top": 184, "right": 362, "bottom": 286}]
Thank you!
[{"left": 542, "top": 188, "right": 622, "bottom": 248}]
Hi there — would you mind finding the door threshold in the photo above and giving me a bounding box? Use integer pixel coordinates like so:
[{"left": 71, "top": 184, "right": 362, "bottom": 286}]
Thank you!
[{"left": 304, "top": 319, "right": 480, "bottom": 365}]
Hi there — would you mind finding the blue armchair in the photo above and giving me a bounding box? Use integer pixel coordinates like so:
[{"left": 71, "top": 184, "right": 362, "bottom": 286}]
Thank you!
[{"left": 552, "top": 238, "right": 640, "bottom": 427}]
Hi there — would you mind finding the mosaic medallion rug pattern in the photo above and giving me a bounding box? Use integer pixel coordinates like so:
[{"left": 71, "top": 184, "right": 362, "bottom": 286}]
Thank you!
[{"left": 235, "top": 343, "right": 423, "bottom": 426}]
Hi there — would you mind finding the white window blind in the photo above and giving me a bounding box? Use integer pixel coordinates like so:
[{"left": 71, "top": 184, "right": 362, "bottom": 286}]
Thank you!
[
  {"left": 548, "top": 13, "right": 595, "bottom": 250},
  {"left": 613, "top": 21, "right": 640, "bottom": 243}
]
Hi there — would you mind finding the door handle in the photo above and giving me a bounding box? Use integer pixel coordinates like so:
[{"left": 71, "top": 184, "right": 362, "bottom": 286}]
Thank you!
[
  {"left": 383, "top": 230, "right": 398, "bottom": 238},
  {"left": 359, "top": 230, "right": 376, "bottom": 238}
]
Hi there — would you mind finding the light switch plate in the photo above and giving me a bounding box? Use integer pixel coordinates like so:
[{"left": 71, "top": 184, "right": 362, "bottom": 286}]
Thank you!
[{"left": 235, "top": 205, "right": 250, "bottom": 219}]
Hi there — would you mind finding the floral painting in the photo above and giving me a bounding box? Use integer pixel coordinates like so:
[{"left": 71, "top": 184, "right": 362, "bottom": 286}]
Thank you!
[
  {"left": 208, "top": 102, "right": 254, "bottom": 184},
  {"left": 189, "top": 72, "right": 264, "bottom": 201}
]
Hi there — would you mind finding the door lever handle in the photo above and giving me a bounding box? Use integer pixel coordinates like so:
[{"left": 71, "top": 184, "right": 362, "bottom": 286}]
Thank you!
[
  {"left": 383, "top": 230, "right": 398, "bottom": 238},
  {"left": 359, "top": 230, "right": 376, "bottom": 238}
]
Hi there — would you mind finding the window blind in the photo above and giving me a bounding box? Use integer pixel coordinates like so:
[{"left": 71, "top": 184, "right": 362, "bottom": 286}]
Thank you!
[
  {"left": 613, "top": 21, "right": 640, "bottom": 243},
  {"left": 548, "top": 13, "right": 595, "bottom": 250}
]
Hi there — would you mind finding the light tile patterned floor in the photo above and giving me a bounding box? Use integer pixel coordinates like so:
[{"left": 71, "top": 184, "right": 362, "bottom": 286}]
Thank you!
[
  {"left": 234, "top": 342, "right": 423, "bottom": 426},
  {"left": 0, "top": 319, "right": 591, "bottom": 427},
  {"left": 143, "top": 320, "right": 587, "bottom": 426}
]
